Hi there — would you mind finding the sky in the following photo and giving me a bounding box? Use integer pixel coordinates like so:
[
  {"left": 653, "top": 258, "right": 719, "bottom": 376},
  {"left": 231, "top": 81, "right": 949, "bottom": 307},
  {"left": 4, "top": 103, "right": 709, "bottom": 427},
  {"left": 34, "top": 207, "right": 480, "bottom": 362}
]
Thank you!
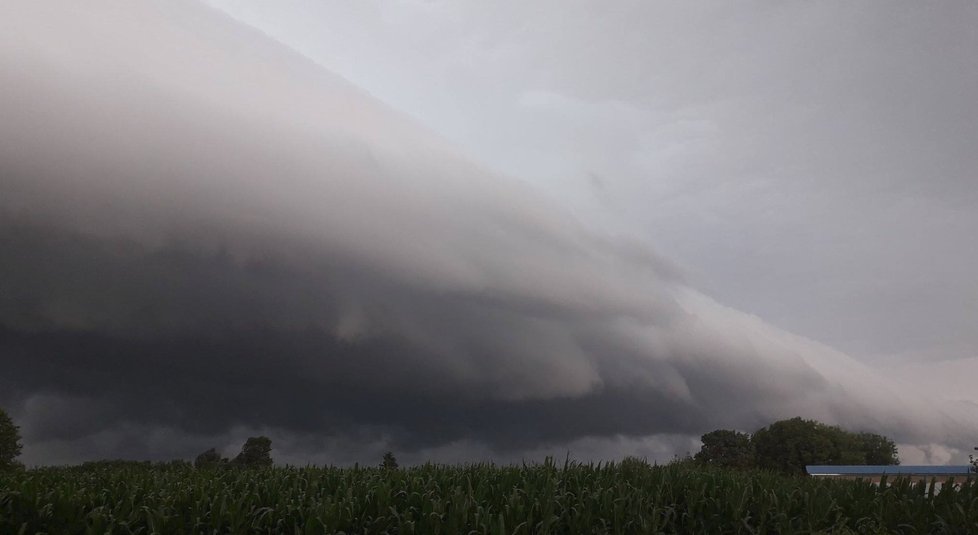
[{"left": 1, "top": 0, "right": 976, "bottom": 466}]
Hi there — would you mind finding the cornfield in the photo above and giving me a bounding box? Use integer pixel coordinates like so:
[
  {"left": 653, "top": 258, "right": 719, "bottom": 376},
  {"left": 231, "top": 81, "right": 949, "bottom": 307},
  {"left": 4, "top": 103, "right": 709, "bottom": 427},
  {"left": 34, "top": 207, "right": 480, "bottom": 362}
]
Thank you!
[{"left": 1, "top": 458, "right": 976, "bottom": 534}]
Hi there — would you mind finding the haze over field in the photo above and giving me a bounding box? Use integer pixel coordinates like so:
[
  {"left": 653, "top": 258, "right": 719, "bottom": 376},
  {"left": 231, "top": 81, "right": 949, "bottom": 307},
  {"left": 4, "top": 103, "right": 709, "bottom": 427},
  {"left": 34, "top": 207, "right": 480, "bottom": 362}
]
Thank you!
[{"left": 1, "top": 0, "right": 976, "bottom": 466}]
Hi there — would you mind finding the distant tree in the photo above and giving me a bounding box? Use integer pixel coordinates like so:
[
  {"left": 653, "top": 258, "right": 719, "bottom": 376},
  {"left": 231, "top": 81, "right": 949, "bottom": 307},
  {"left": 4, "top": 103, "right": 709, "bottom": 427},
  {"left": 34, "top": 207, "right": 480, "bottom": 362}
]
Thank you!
[
  {"left": 619, "top": 455, "right": 652, "bottom": 471},
  {"left": 194, "top": 448, "right": 226, "bottom": 469},
  {"left": 694, "top": 429, "right": 754, "bottom": 469},
  {"left": 232, "top": 437, "right": 273, "bottom": 467},
  {"left": 0, "top": 408, "right": 22, "bottom": 470},
  {"left": 752, "top": 417, "right": 839, "bottom": 475},
  {"left": 381, "top": 451, "right": 398, "bottom": 470},
  {"left": 752, "top": 417, "right": 899, "bottom": 475},
  {"left": 853, "top": 432, "right": 899, "bottom": 465}
]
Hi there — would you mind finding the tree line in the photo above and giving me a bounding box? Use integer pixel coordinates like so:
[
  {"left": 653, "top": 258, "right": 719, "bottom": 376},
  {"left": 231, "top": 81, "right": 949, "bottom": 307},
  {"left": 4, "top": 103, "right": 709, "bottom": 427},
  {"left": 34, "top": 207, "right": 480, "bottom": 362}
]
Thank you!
[
  {"left": 694, "top": 416, "right": 901, "bottom": 475},
  {"left": 4, "top": 407, "right": 977, "bottom": 474},
  {"left": 194, "top": 436, "right": 274, "bottom": 468},
  {"left": 1, "top": 405, "right": 406, "bottom": 470}
]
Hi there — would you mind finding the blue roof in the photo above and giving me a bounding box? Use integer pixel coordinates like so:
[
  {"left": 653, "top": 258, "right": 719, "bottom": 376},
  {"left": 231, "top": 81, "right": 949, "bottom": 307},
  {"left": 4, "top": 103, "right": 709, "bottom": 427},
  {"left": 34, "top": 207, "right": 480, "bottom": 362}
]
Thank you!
[{"left": 806, "top": 465, "right": 975, "bottom": 476}]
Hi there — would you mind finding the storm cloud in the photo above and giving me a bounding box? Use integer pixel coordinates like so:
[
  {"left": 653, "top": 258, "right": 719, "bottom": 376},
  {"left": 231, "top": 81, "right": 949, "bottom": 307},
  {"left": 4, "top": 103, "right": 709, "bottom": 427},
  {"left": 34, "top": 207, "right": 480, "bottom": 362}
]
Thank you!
[{"left": 1, "top": 0, "right": 975, "bottom": 466}]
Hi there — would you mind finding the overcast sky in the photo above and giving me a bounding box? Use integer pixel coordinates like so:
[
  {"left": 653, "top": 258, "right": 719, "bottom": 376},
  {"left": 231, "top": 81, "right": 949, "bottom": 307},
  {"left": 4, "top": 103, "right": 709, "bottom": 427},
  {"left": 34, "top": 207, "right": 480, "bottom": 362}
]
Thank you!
[{"left": 2, "top": 0, "right": 976, "bottom": 466}]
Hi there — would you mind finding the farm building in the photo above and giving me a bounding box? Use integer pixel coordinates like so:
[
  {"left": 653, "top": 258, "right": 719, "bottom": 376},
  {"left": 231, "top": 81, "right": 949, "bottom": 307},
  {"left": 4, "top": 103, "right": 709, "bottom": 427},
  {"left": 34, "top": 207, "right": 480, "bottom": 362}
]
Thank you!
[{"left": 806, "top": 465, "right": 975, "bottom": 484}]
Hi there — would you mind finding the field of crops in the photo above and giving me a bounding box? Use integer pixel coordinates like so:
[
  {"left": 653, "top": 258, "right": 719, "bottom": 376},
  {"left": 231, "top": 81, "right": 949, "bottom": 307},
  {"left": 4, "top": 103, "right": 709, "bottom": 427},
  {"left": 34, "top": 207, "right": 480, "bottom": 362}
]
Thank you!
[{"left": 2, "top": 458, "right": 977, "bottom": 534}]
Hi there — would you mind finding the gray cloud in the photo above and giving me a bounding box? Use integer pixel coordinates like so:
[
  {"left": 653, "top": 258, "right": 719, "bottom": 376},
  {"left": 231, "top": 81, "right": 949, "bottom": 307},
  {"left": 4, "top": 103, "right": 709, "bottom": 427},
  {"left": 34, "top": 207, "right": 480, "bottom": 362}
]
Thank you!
[
  {"left": 205, "top": 0, "right": 978, "bottom": 365},
  {"left": 2, "top": 0, "right": 976, "bottom": 466}
]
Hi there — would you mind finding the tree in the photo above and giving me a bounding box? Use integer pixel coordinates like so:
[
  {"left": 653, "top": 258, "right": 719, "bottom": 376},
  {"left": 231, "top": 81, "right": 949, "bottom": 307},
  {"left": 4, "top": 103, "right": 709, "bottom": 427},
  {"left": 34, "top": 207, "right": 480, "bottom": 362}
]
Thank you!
[
  {"left": 752, "top": 417, "right": 899, "bottom": 475},
  {"left": 694, "top": 429, "right": 754, "bottom": 469},
  {"left": 194, "top": 448, "right": 226, "bottom": 469},
  {"left": 752, "top": 417, "right": 840, "bottom": 475},
  {"left": 0, "top": 408, "right": 22, "bottom": 470},
  {"left": 852, "top": 432, "right": 899, "bottom": 465},
  {"left": 381, "top": 451, "right": 398, "bottom": 470},
  {"left": 970, "top": 447, "right": 977, "bottom": 474},
  {"left": 232, "top": 436, "right": 273, "bottom": 467}
]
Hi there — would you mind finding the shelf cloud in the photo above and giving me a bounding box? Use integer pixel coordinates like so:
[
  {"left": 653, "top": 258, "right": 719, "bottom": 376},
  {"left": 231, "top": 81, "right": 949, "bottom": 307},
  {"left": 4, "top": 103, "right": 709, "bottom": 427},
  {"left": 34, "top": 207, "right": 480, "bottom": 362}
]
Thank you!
[{"left": 2, "top": 0, "right": 975, "bottom": 466}]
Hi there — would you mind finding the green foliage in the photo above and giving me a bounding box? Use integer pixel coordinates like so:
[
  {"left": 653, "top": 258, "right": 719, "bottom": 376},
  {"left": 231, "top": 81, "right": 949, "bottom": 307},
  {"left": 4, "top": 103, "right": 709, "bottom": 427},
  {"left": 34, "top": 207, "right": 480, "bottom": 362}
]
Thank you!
[
  {"left": 694, "top": 418, "right": 900, "bottom": 476},
  {"left": 1, "top": 459, "right": 976, "bottom": 533},
  {"left": 0, "top": 408, "right": 22, "bottom": 471},
  {"left": 381, "top": 451, "right": 398, "bottom": 470},
  {"left": 195, "top": 448, "right": 227, "bottom": 469},
  {"left": 851, "top": 432, "right": 900, "bottom": 466},
  {"left": 752, "top": 417, "right": 838, "bottom": 474},
  {"left": 694, "top": 429, "right": 754, "bottom": 469},
  {"left": 232, "top": 436, "right": 273, "bottom": 468},
  {"left": 195, "top": 437, "right": 273, "bottom": 470},
  {"left": 750, "top": 417, "right": 899, "bottom": 475},
  {"left": 619, "top": 455, "right": 652, "bottom": 472}
]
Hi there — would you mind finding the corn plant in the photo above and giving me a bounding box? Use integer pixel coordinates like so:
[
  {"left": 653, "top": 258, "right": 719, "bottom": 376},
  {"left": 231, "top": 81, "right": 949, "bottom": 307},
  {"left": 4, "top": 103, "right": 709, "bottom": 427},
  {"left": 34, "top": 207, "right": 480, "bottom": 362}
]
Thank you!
[{"left": 1, "top": 458, "right": 976, "bottom": 533}]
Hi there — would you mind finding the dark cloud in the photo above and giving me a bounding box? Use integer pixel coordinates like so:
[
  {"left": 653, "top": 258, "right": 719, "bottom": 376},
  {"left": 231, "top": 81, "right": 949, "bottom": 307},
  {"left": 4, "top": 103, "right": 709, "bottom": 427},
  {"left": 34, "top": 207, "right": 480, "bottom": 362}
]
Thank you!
[
  {"left": 0, "top": 225, "right": 714, "bottom": 453},
  {"left": 2, "top": 0, "right": 976, "bottom": 466}
]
